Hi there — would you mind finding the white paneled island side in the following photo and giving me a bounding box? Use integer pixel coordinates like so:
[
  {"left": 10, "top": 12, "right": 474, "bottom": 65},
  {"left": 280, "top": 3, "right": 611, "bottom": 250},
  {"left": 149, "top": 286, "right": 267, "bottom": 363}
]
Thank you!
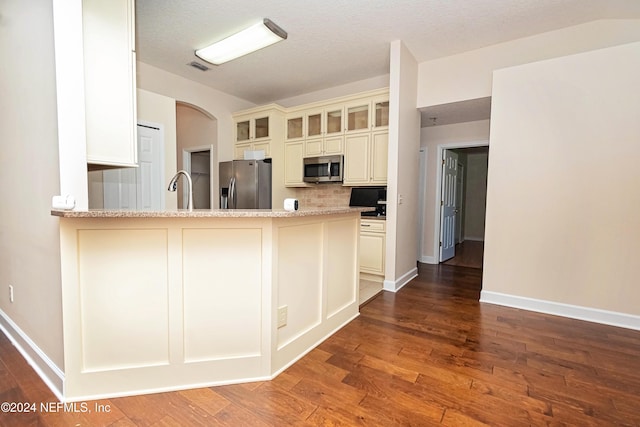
[{"left": 52, "top": 207, "right": 370, "bottom": 400}]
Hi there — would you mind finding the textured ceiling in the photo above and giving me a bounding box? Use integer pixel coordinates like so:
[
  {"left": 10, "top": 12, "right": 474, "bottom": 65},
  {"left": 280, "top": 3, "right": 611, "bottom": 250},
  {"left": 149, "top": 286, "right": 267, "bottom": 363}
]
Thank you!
[{"left": 136, "top": 0, "right": 640, "bottom": 116}]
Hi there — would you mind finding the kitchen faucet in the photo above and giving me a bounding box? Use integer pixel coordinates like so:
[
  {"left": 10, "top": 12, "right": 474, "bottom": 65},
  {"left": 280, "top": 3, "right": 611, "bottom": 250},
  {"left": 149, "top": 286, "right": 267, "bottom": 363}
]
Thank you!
[{"left": 167, "top": 170, "right": 194, "bottom": 211}]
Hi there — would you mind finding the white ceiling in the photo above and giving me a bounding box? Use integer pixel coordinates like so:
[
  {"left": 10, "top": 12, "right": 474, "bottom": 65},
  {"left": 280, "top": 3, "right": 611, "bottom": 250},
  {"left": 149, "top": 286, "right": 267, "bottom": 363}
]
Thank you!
[{"left": 136, "top": 0, "right": 640, "bottom": 124}]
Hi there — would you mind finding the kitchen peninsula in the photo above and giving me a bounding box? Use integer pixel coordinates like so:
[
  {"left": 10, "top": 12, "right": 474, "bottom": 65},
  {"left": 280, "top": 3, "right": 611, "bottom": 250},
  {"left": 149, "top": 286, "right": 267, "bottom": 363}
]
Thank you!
[{"left": 52, "top": 207, "right": 369, "bottom": 400}]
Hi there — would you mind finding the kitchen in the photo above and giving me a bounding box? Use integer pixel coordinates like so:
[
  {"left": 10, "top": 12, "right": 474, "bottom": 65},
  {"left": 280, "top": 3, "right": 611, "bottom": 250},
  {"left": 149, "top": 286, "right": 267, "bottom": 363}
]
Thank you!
[
  {"left": 3, "top": 0, "right": 640, "bottom": 408},
  {"left": 62, "top": 58, "right": 393, "bottom": 400},
  {"left": 90, "top": 87, "right": 392, "bottom": 300},
  {"left": 49, "top": 0, "right": 398, "bottom": 400}
]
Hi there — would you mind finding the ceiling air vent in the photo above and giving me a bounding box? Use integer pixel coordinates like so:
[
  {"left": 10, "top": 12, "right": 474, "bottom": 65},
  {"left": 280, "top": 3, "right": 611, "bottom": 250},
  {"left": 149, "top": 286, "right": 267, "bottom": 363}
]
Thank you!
[{"left": 188, "top": 61, "right": 210, "bottom": 71}]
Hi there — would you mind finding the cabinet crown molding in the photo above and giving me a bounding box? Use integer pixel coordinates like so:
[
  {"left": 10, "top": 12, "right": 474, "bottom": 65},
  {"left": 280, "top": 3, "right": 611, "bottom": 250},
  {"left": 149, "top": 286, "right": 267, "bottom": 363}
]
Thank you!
[{"left": 233, "top": 88, "right": 390, "bottom": 117}]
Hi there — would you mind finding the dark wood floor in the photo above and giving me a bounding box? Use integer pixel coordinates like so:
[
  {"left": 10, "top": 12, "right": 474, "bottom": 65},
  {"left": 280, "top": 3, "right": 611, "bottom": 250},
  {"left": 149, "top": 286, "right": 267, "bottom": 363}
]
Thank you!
[
  {"left": 2, "top": 264, "right": 640, "bottom": 426},
  {"left": 442, "top": 240, "right": 484, "bottom": 269}
]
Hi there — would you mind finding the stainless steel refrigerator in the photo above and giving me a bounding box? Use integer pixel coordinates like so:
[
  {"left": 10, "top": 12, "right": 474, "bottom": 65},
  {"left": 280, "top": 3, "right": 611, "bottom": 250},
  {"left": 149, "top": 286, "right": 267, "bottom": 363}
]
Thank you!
[{"left": 219, "top": 159, "right": 272, "bottom": 209}]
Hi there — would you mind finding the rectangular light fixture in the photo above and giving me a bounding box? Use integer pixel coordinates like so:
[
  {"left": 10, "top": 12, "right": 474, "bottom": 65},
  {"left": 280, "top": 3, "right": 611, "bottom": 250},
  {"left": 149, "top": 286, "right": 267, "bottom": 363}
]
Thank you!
[{"left": 195, "top": 19, "right": 287, "bottom": 65}]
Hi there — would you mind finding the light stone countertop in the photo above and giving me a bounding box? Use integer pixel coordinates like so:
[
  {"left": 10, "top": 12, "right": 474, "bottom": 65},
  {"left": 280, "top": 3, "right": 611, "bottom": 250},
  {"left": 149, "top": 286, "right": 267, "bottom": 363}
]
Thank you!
[{"left": 51, "top": 206, "right": 374, "bottom": 219}]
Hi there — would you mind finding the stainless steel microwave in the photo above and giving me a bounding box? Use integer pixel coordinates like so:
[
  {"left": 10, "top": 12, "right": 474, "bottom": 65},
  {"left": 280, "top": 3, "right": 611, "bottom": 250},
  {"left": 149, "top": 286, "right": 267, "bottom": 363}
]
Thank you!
[{"left": 303, "top": 155, "right": 344, "bottom": 183}]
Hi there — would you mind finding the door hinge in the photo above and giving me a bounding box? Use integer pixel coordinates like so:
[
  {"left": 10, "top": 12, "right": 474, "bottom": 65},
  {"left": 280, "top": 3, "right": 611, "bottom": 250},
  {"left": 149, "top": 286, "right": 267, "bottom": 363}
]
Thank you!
[
  {"left": 441, "top": 200, "right": 444, "bottom": 206},
  {"left": 442, "top": 159, "right": 445, "bottom": 165},
  {"left": 439, "top": 241, "right": 442, "bottom": 247}
]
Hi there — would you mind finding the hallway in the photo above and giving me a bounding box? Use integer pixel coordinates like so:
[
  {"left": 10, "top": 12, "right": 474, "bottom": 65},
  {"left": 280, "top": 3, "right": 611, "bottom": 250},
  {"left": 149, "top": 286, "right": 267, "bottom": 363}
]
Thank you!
[{"left": 442, "top": 240, "right": 484, "bottom": 269}]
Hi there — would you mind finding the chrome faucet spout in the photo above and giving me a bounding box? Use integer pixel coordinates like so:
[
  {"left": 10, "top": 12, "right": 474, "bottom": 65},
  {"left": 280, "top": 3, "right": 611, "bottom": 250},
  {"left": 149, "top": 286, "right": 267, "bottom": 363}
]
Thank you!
[{"left": 167, "top": 170, "right": 194, "bottom": 211}]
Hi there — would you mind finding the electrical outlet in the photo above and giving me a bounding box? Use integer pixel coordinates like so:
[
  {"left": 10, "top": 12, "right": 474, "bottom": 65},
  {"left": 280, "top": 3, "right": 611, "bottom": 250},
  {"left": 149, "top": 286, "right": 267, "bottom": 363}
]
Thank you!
[
  {"left": 9, "top": 285, "right": 14, "bottom": 303},
  {"left": 277, "top": 306, "right": 287, "bottom": 328}
]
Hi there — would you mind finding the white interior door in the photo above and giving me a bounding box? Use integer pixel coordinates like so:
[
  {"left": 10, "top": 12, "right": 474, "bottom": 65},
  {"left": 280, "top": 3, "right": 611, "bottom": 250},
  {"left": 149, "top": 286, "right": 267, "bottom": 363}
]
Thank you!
[
  {"left": 136, "top": 124, "right": 164, "bottom": 210},
  {"left": 440, "top": 150, "right": 458, "bottom": 262},
  {"left": 103, "top": 123, "right": 164, "bottom": 209}
]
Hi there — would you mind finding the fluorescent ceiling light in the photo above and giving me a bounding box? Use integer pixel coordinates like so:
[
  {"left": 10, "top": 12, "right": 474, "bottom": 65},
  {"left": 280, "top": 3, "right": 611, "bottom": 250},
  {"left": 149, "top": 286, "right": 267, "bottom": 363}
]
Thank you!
[{"left": 195, "top": 19, "right": 287, "bottom": 65}]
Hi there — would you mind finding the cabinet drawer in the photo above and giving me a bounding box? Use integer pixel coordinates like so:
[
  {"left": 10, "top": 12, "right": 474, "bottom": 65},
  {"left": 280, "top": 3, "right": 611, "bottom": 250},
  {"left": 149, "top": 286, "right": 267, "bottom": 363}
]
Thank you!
[{"left": 360, "top": 220, "right": 385, "bottom": 233}]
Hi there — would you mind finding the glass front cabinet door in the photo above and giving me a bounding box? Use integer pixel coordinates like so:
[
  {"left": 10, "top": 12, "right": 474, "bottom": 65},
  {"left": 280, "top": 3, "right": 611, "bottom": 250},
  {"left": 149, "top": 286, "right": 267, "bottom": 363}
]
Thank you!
[
  {"left": 286, "top": 116, "right": 303, "bottom": 141},
  {"left": 235, "top": 115, "right": 270, "bottom": 142},
  {"left": 374, "top": 99, "right": 389, "bottom": 129},
  {"left": 236, "top": 120, "right": 250, "bottom": 142},
  {"left": 325, "top": 107, "right": 343, "bottom": 135},
  {"left": 346, "top": 102, "right": 369, "bottom": 133}
]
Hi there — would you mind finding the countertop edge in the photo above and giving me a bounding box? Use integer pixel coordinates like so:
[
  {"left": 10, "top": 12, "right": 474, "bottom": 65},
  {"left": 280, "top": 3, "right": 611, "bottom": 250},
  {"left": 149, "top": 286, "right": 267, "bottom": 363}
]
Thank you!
[{"left": 51, "top": 207, "right": 375, "bottom": 219}]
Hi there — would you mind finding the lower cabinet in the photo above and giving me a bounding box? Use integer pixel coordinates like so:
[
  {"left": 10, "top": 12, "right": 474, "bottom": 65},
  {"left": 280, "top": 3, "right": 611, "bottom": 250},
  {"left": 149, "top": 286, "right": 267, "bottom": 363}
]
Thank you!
[{"left": 359, "top": 219, "right": 385, "bottom": 277}]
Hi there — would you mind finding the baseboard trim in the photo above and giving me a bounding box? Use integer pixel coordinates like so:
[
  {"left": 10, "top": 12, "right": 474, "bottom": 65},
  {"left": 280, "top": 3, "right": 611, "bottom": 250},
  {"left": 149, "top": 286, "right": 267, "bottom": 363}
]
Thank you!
[
  {"left": 359, "top": 272, "right": 384, "bottom": 283},
  {"left": 0, "top": 309, "right": 64, "bottom": 400},
  {"left": 419, "top": 255, "right": 438, "bottom": 264},
  {"left": 383, "top": 267, "right": 418, "bottom": 292},
  {"left": 480, "top": 291, "right": 640, "bottom": 331}
]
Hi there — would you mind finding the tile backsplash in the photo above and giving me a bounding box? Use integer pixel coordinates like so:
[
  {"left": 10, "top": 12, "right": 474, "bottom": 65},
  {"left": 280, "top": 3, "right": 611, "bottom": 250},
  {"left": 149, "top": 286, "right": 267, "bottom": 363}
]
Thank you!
[{"left": 293, "top": 185, "right": 351, "bottom": 208}]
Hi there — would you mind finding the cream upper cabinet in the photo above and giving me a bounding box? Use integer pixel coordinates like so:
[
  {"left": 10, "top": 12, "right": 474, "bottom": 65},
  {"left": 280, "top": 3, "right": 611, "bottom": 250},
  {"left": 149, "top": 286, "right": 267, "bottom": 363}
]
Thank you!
[
  {"left": 234, "top": 141, "right": 271, "bottom": 160},
  {"left": 373, "top": 97, "right": 389, "bottom": 130},
  {"left": 235, "top": 114, "right": 270, "bottom": 142},
  {"left": 343, "top": 134, "right": 370, "bottom": 184},
  {"left": 231, "top": 106, "right": 287, "bottom": 206},
  {"left": 233, "top": 106, "right": 285, "bottom": 160},
  {"left": 325, "top": 106, "right": 344, "bottom": 136},
  {"left": 345, "top": 100, "right": 370, "bottom": 133},
  {"left": 284, "top": 141, "right": 306, "bottom": 186},
  {"left": 306, "top": 109, "right": 323, "bottom": 139},
  {"left": 288, "top": 106, "right": 346, "bottom": 157},
  {"left": 83, "top": 0, "right": 137, "bottom": 168},
  {"left": 305, "top": 135, "right": 344, "bottom": 157},
  {"left": 343, "top": 130, "right": 388, "bottom": 186},
  {"left": 234, "top": 142, "right": 251, "bottom": 160},
  {"left": 302, "top": 105, "right": 344, "bottom": 138},
  {"left": 237, "top": 90, "right": 388, "bottom": 189},
  {"left": 342, "top": 94, "right": 389, "bottom": 186},
  {"left": 370, "top": 131, "right": 389, "bottom": 184},
  {"left": 306, "top": 105, "right": 345, "bottom": 156},
  {"left": 285, "top": 114, "right": 304, "bottom": 141}
]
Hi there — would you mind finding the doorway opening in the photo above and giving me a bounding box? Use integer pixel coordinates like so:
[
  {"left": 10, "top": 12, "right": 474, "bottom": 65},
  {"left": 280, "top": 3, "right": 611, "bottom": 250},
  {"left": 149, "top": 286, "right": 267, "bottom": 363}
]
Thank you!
[
  {"left": 183, "top": 146, "right": 213, "bottom": 209},
  {"left": 176, "top": 101, "right": 218, "bottom": 209},
  {"left": 436, "top": 143, "right": 489, "bottom": 269},
  {"left": 100, "top": 122, "right": 165, "bottom": 210}
]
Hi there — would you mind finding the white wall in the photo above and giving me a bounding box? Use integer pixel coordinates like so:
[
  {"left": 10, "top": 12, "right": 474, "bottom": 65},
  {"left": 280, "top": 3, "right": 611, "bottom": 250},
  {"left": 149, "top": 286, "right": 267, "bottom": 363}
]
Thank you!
[
  {"left": 483, "top": 42, "right": 640, "bottom": 320},
  {"left": 416, "top": 20, "right": 640, "bottom": 265},
  {"left": 386, "top": 41, "right": 421, "bottom": 291},
  {"left": 50, "top": 0, "right": 89, "bottom": 212},
  {"left": 417, "top": 19, "right": 640, "bottom": 108},
  {"left": 419, "top": 121, "right": 490, "bottom": 262},
  {"left": 0, "top": 0, "right": 64, "bottom": 372},
  {"left": 136, "top": 62, "right": 254, "bottom": 163}
]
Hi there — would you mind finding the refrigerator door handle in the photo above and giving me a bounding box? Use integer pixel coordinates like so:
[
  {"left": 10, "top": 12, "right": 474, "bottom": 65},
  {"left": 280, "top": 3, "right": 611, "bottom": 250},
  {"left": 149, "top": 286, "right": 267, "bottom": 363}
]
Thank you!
[
  {"left": 327, "top": 161, "right": 332, "bottom": 178},
  {"left": 229, "top": 177, "right": 236, "bottom": 209}
]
